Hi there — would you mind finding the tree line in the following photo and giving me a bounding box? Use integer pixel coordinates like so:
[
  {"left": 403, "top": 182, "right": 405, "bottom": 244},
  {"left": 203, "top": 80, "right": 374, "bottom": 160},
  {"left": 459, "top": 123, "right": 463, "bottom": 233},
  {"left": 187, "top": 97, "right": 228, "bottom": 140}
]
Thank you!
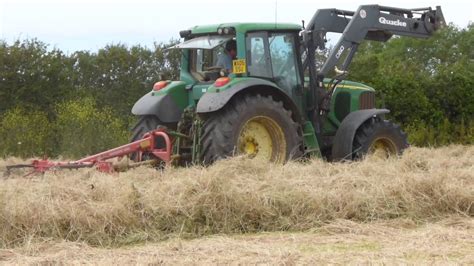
[
  {"left": 0, "top": 39, "right": 181, "bottom": 157},
  {"left": 0, "top": 24, "right": 472, "bottom": 158},
  {"left": 0, "top": 39, "right": 181, "bottom": 118}
]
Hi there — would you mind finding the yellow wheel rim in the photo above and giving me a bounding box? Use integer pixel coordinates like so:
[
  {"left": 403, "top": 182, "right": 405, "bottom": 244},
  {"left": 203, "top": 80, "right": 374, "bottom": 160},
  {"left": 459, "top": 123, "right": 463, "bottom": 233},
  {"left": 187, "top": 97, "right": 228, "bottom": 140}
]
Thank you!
[
  {"left": 237, "top": 116, "right": 286, "bottom": 163},
  {"left": 368, "top": 137, "right": 397, "bottom": 158}
]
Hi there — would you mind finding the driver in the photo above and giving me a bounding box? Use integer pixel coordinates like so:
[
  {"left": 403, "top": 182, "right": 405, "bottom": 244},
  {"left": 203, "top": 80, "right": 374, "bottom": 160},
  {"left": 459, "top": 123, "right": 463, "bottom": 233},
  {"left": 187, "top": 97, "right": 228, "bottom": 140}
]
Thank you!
[{"left": 215, "top": 40, "right": 237, "bottom": 73}]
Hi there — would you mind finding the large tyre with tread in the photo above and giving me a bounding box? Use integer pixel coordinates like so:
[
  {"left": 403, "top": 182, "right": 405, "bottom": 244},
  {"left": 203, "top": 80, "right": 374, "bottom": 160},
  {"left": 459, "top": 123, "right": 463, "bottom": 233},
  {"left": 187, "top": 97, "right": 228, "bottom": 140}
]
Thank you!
[
  {"left": 130, "top": 115, "right": 173, "bottom": 161},
  {"left": 130, "top": 115, "right": 162, "bottom": 143},
  {"left": 353, "top": 118, "right": 408, "bottom": 159},
  {"left": 200, "top": 94, "right": 303, "bottom": 164}
]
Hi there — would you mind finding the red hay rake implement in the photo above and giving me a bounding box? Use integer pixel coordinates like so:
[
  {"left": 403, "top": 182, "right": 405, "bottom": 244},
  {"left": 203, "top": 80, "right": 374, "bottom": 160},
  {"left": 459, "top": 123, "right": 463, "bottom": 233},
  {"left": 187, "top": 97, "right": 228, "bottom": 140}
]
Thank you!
[{"left": 5, "top": 129, "right": 173, "bottom": 177}]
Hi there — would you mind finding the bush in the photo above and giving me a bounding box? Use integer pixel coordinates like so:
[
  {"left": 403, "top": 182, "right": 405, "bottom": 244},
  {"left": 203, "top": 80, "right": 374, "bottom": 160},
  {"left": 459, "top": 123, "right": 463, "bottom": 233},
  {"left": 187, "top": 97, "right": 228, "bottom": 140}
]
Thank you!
[
  {"left": 405, "top": 118, "right": 474, "bottom": 147},
  {"left": 55, "top": 98, "right": 129, "bottom": 158},
  {"left": 0, "top": 107, "right": 53, "bottom": 158}
]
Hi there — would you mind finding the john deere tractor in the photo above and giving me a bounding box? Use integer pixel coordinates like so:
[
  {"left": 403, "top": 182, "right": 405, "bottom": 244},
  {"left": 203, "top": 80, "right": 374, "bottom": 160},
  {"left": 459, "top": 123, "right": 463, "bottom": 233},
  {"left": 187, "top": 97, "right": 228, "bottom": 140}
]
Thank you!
[{"left": 131, "top": 5, "right": 445, "bottom": 164}]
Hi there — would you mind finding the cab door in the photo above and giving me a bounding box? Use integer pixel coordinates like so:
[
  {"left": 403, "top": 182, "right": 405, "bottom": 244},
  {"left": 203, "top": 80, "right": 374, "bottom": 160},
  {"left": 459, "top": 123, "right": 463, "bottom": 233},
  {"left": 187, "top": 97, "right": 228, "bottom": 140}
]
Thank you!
[
  {"left": 268, "top": 33, "right": 303, "bottom": 97},
  {"left": 246, "top": 32, "right": 303, "bottom": 99},
  {"left": 246, "top": 32, "right": 272, "bottom": 78}
]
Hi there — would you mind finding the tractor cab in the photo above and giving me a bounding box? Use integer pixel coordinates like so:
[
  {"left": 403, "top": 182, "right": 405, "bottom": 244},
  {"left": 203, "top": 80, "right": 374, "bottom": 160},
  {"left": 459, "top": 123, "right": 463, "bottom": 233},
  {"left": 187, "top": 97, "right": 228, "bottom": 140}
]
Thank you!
[{"left": 172, "top": 23, "right": 304, "bottom": 93}]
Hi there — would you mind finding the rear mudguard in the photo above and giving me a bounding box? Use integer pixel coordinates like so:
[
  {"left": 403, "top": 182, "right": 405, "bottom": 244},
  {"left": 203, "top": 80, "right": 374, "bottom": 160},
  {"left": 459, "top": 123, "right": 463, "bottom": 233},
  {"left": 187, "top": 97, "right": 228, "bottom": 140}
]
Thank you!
[
  {"left": 132, "top": 92, "right": 182, "bottom": 123},
  {"left": 196, "top": 78, "right": 276, "bottom": 113},
  {"left": 196, "top": 78, "right": 301, "bottom": 121},
  {"left": 132, "top": 81, "right": 188, "bottom": 123},
  {"left": 331, "top": 108, "right": 390, "bottom": 161}
]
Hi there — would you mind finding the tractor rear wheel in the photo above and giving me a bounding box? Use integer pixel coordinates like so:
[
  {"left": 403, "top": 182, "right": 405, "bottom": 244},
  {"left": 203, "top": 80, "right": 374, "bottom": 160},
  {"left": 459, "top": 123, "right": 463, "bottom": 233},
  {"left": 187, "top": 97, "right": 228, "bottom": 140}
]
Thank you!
[
  {"left": 130, "top": 115, "right": 161, "bottom": 143},
  {"left": 353, "top": 118, "right": 408, "bottom": 159},
  {"left": 200, "top": 94, "right": 303, "bottom": 164},
  {"left": 130, "top": 115, "right": 174, "bottom": 161}
]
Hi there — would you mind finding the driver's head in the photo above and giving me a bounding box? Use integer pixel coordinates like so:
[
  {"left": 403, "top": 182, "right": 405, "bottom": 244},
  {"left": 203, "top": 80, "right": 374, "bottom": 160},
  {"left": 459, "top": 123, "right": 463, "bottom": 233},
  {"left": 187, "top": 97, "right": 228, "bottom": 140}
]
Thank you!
[{"left": 225, "top": 40, "right": 237, "bottom": 58}]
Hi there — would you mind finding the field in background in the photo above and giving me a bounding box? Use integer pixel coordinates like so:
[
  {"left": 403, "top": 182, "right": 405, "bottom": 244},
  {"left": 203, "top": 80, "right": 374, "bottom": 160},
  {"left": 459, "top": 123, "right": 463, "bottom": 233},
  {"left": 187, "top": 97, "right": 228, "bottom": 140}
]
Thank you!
[{"left": 0, "top": 145, "right": 472, "bottom": 263}]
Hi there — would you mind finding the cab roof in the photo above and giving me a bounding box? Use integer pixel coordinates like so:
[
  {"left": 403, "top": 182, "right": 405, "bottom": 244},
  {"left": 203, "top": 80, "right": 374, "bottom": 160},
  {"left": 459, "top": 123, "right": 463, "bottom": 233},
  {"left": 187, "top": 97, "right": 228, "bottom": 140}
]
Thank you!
[{"left": 189, "top": 22, "right": 302, "bottom": 35}]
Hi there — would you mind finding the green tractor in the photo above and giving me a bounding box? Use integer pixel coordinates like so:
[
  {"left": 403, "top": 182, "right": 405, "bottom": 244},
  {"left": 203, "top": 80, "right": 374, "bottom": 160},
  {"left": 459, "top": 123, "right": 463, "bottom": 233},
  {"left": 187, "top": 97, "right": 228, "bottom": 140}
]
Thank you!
[{"left": 131, "top": 5, "right": 445, "bottom": 164}]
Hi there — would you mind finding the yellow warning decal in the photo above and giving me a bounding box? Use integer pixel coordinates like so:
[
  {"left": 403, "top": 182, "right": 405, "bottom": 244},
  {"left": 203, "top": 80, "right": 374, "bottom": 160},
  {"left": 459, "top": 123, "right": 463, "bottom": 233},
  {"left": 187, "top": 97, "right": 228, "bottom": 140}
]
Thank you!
[{"left": 232, "top": 59, "right": 247, "bottom": 74}]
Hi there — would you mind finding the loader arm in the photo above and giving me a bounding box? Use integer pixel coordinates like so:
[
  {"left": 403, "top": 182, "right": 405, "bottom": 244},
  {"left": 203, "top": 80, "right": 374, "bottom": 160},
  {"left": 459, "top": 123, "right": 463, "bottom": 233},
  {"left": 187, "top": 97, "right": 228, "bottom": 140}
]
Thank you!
[
  {"left": 302, "top": 6, "right": 445, "bottom": 68},
  {"left": 303, "top": 5, "right": 445, "bottom": 81},
  {"left": 311, "top": 5, "right": 445, "bottom": 77}
]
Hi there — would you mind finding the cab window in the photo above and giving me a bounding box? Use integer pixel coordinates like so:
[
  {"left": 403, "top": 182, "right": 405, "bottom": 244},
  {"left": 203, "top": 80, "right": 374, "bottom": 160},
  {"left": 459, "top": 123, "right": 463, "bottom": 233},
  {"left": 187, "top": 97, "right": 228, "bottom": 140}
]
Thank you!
[
  {"left": 171, "top": 35, "right": 234, "bottom": 82},
  {"left": 269, "top": 33, "right": 300, "bottom": 91},
  {"left": 189, "top": 47, "right": 223, "bottom": 81},
  {"left": 246, "top": 32, "right": 272, "bottom": 78},
  {"left": 246, "top": 32, "right": 302, "bottom": 91}
]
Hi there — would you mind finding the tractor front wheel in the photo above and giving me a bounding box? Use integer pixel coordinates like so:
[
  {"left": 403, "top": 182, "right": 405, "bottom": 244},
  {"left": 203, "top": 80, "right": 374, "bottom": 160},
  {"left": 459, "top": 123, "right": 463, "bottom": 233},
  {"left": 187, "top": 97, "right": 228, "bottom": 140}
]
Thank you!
[
  {"left": 353, "top": 118, "right": 408, "bottom": 159},
  {"left": 200, "top": 94, "right": 303, "bottom": 164}
]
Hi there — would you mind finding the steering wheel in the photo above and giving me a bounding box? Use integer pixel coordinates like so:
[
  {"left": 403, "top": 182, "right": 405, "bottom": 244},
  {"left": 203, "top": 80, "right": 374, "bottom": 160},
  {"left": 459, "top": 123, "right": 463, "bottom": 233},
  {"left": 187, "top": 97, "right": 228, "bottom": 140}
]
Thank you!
[
  {"left": 194, "top": 71, "right": 207, "bottom": 81},
  {"left": 205, "top": 66, "right": 229, "bottom": 77},
  {"left": 205, "top": 66, "right": 225, "bottom": 71}
]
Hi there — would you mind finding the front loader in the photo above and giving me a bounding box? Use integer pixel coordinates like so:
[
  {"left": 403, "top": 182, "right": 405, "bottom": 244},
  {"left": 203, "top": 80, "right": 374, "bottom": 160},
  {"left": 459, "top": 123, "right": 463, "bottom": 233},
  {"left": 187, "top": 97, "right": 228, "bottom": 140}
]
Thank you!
[{"left": 7, "top": 5, "right": 445, "bottom": 175}]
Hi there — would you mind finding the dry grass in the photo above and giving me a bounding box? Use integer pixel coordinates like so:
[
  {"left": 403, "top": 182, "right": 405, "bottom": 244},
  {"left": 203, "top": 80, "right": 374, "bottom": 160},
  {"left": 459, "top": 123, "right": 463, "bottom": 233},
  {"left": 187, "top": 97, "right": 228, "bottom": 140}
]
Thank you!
[
  {"left": 0, "top": 146, "right": 472, "bottom": 250},
  {"left": 1, "top": 217, "right": 473, "bottom": 264}
]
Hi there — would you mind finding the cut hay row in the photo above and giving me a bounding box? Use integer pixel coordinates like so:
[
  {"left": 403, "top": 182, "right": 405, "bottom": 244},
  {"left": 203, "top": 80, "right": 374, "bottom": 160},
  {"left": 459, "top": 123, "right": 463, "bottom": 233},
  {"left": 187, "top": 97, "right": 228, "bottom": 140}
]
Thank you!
[
  {"left": 3, "top": 217, "right": 473, "bottom": 264},
  {"left": 0, "top": 145, "right": 472, "bottom": 248}
]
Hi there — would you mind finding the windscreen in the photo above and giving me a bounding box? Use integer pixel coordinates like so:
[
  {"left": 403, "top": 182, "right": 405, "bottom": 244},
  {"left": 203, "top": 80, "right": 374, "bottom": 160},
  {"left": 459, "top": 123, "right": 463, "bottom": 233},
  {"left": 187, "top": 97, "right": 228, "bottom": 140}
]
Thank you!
[{"left": 170, "top": 35, "right": 233, "bottom": 50}]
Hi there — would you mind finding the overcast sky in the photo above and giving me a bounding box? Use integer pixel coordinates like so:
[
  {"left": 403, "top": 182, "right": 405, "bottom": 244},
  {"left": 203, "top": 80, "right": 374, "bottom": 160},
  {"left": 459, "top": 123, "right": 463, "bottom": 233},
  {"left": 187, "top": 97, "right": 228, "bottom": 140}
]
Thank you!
[{"left": 1, "top": 0, "right": 472, "bottom": 53}]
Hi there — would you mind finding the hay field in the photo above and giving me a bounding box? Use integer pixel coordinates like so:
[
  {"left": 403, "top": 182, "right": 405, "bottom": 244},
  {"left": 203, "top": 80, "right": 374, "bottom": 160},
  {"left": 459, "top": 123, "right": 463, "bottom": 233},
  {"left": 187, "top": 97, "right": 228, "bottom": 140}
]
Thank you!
[
  {"left": 0, "top": 145, "right": 472, "bottom": 264},
  {"left": 1, "top": 218, "right": 473, "bottom": 264}
]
